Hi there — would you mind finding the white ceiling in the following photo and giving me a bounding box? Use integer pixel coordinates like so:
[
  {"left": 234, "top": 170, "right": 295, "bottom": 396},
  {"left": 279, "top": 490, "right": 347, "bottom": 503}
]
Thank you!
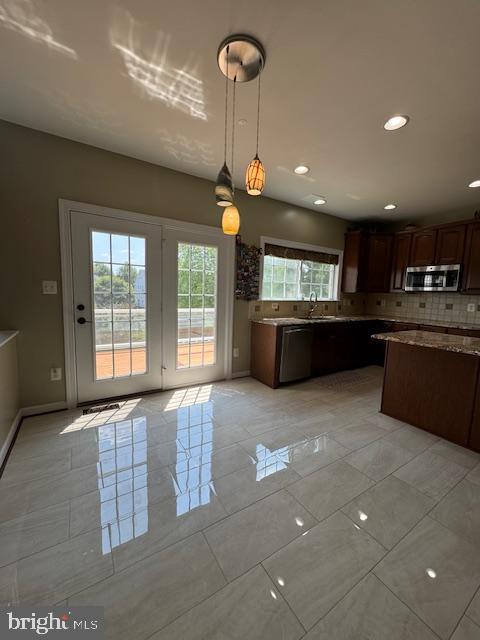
[{"left": 1, "top": 0, "right": 479, "bottom": 221}]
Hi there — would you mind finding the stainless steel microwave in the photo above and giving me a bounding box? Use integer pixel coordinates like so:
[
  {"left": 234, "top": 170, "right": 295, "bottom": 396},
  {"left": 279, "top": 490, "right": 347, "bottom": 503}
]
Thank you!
[{"left": 404, "top": 264, "right": 461, "bottom": 292}]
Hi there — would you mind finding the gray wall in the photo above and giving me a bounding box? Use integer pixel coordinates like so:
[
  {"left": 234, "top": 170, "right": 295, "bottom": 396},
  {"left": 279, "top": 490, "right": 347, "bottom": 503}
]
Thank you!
[{"left": 0, "top": 120, "right": 348, "bottom": 407}]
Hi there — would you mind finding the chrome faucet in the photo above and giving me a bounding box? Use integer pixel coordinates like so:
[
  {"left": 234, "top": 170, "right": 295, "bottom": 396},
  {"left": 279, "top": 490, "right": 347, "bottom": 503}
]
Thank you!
[{"left": 307, "top": 291, "right": 318, "bottom": 318}]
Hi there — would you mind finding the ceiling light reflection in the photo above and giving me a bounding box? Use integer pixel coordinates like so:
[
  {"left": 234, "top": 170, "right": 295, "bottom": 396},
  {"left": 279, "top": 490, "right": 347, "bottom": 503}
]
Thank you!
[
  {"left": 358, "top": 511, "right": 368, "bottom": 521},
  {"left": 277, "top": 577, "right": 285, "bottom": 587},
  {"left": 295, "top": 517, "right": 305, "bottom": 527},
  {"left": 426, "top": 568, "right": 437, "bottom": 579}
]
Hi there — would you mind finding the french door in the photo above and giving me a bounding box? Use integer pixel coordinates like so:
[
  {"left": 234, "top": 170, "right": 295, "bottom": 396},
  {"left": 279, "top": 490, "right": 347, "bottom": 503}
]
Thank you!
[
  {"left": 162, "top": 227, "right": 229, "bottom": 388},
  {"left": 69, "top": 207, "right": 232, "bottom": 404}
]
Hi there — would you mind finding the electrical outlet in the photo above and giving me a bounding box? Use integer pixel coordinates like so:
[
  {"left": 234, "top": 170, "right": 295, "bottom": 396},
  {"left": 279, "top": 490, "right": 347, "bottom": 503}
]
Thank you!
[
  {"left": 50, "top": 367, "right": 62, "bottom": 381},
  {"left": 272, "top": 303, "right": 279, "bottom": 311},
  {"left": 42, "top": 280, "right": 58, "bottom": 295},
  {"left": 467, "top": 303, "right": 475, "bottom": 312},
  {"left": 233, "top": 347, "right": 239, "bottom": 358}
]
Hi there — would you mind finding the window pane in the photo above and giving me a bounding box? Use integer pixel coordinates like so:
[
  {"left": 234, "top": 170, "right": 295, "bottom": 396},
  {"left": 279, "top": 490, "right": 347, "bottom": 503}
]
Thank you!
[
  {"left": 272, "top": 282, "right": 284, "bottom": 298},
  {"left": 112, "top": 235, "right": 129, "bottom": 264},
  {"left": 130, "top": 237, "right": 145, "bottom": 266},
  {"left": 131, "top": 266, "right": 146, "bottom": 293},
  {"left": 177, "top": 242, "right": 217, "bottom": 369},
  {"left": 92, "top": 232, "right": 147, "bottom": 380},
  {"left": 93, "top": 263, "right": 111, "bottom": 291},
  {"left": 92, "top": 232, "right": 111, "bottom": 262}
]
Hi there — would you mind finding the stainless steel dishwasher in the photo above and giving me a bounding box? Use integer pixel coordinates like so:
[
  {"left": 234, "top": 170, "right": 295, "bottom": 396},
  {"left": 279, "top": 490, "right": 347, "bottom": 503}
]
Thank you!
[{"left": 279, "top": 326, "right": 313, "bottom": 383}]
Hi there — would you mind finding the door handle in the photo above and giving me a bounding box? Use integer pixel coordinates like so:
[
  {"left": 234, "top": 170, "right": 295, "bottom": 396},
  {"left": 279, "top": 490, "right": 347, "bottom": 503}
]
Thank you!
[{"left": 77, "top": 317, "right": 92, "bottom": 325}]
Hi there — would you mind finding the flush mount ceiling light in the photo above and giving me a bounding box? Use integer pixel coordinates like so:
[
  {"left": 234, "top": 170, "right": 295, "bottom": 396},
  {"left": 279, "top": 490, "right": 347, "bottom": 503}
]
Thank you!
[
  {"left": 468, "top": 179, "right": 480, "bottom": 188},
  {"left": 313, "top": 196, "right": 326, "bottom": 205},
  {"left": 384, "top": 203, "right": 397, "bottom": 210},
  {"left": 294, "top": 165, "right": 310, "bottom": 175},
  {"left": 384, "top": 115, "right": 409, "bottom": 131}
]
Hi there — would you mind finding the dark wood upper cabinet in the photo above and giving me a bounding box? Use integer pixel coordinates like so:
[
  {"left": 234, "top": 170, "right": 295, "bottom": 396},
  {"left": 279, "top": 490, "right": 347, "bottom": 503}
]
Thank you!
[
  {"left": 341, "top": 231, "right": 367, "bottom": 293},
  {"left": 365, "top": 234, "right": 393, "bottom": 292},
  {"left": 410, "top": 229, "right": 437, "bottom": 266},
  {"left": 463, "top": 222, "right": 480, "bottom": 293},
  {"left": 390, "top": 233, "right": 412, "bottom": 291},
  {"left": 435, "top": 224, "right": 466, "bottom": 265}
]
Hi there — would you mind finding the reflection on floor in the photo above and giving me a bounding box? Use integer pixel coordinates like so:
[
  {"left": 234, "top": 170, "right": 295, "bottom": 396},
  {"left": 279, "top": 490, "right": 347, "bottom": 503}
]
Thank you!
[{"left": 1, "top": 367, "right": 480, "bottom": 639}]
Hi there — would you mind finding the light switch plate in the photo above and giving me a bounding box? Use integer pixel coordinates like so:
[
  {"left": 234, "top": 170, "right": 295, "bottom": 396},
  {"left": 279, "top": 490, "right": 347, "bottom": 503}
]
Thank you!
[
  {"left": 233, "top": 347, "right": 239, "bottom": 358},
  {"left": 467, "top": 303, "right": 475, "bottom": 312},
  {"left": 50, "top": 367, "right": 62, "bottom": 381},
  {"left": 272, "top": 303, "right": 279, "bottom": 311},
  {"left": 42, "top": 280, "right": 58, "bottom": 295}
]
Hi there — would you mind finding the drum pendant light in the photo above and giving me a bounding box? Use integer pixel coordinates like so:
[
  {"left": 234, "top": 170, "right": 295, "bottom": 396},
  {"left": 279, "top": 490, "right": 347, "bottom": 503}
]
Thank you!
[
  {"left": 246, "top": 74, "right": 265, "bottom": 196},
  {"left": 215, "top": 46, "right": 234, "bottom": 207},
  {"left": 222, "top": 205, "right": 240, "bottom": 235}
]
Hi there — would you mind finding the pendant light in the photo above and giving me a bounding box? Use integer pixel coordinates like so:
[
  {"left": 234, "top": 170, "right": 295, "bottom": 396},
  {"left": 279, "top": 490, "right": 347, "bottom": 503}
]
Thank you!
[
  {"left": 216, "top": 35, "right": 266, "bottom": 234},
  {"left": 246, "top": 74, "right": 265, "bottom": 196},
  {"left": 215, "top": 46, "right": 234, "bottom": 207},
  {"left": 222, "top": 76, "right": 240, "bottom": 235}
]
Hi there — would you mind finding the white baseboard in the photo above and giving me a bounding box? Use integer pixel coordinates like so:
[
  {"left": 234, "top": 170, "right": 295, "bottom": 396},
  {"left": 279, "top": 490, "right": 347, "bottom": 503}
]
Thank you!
[
  {"left": 231, "top": 370, "right": 251, "bottom": 379},
  {"left": 0, "top": 409, "right": 22, "bottom": 468},
  {"left": 21, "top": 401, "right": 68, "bottom": 418}
]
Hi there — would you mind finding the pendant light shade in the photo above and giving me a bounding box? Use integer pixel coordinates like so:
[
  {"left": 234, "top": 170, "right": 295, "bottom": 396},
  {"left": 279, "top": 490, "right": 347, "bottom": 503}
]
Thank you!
[
  {"left": 215, "top": 162, "right": 234, "bottom": 206},
  {"left": 222, "top": 205, "right": 240, "bottom": 235},
  {"left": 246, "top": 154, "right": 265, "bottom": 195}
]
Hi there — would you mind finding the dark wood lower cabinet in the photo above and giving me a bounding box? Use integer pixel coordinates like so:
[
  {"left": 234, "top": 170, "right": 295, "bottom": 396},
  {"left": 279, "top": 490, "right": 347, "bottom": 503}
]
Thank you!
[
  {"left": 381, "top": 341, "right": 480, "bottom": 448},
  {"left": 250, "top": 322, "right": 282, "bottom": 388}
]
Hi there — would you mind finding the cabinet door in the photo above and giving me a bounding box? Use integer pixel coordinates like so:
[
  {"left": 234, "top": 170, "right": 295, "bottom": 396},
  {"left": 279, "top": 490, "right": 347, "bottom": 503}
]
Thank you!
[
  {"left": 365, "top": 234, "right": 393, "bottom": 292},
  {"left": 390, "top": 233, "right": 412, "bottom": 291},
  {"left": 341, "top": 232, "right": 366, "bottom": 293},
  {"left": 410, "top": 230, "right": 437, "bottom": 266},
  {"left": 435, "top": 225, "right": 466, "bottom": 265},
  {"left": 463, "top": 222, "right": 480, "bottom": 293}
]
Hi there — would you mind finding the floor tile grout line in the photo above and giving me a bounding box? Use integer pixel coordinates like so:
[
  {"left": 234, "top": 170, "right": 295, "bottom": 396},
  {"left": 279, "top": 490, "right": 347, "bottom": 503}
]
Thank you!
[
  {"left": 201, "top": 530, "right": 229, "bottom": 584},
  {"left": 373, "top": 572, "right": 443, "bottom": 640},
  {"left": 258, "top": 563, "right": 309, "bottom": 635}
]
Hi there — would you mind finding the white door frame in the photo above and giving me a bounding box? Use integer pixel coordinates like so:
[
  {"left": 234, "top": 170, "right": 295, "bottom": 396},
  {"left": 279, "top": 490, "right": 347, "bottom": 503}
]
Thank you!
[{"left": 59, "top": 199, "right": 235, "bottom": 408}]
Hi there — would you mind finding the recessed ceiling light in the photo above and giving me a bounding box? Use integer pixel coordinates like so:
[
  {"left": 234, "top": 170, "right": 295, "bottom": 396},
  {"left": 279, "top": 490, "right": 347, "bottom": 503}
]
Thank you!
[
  {"left": 238, "top": 118, "right": 247, "bottom": 126},
  {"left": 384, "top": 115, "right": 409, "bottom": 131},
  {"left": 314, "top": 196, "right": 326, "bottom": 205},
  {"left": 294, "top": 165, "right": 310, "bottom": 175},
  {"left": 468, "top": 179, "right": 480, "bottom": 188},
  {"left": 384, "top": 203, "right": 397, "bottom": 210}
]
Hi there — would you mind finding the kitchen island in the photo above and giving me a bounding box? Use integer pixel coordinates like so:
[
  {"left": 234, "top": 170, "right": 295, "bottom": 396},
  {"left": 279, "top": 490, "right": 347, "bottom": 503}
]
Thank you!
[{"left": 374, "top": 330, "right": 480, "bottom": 451}]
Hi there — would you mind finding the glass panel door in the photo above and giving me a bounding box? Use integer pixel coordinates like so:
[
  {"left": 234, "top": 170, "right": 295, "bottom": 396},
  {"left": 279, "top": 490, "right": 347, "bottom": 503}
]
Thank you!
[
  {"left": 162, "top": 227, "right": 229, "bottom": 388},
  {"left": 71, "top": 211, "right": 163, "bottom": 403},
  {"left": 91, "top": 231, "right": 147, "bottom": 379},
  {"left": 177, "top": 242, "right": 218, "bottom": 369}
]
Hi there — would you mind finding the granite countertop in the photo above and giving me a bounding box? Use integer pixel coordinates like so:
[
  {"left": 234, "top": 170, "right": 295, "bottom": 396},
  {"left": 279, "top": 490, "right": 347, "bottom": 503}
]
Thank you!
[
  {"left": 252, "top": 315, "right": 480, "bottom": 331},
  {"left": 373, "top": 330, "right": 480, "bottom": 356},
  {"left": 0, "top": 330, "right": 19, "bottom": 348},
  {"left": 252, "top": 316, "right": 372, "bottom": 326}
]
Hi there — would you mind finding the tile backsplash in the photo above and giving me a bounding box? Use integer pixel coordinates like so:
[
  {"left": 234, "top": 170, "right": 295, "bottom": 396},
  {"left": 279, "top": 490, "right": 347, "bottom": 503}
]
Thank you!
[
  {"left": 366, "top": 293, "right": 480, "bottom": 326},
  {"left": 248, "top": 294, "right": 366, "bottom": 319},
  {"left": 248, "top": 292, "right": 480, "bottom": 327}
]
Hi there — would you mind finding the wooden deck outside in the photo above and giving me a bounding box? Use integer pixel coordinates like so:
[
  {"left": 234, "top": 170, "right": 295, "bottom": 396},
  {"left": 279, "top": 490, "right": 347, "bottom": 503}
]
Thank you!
[{"left": 95, "top": 343, "right": 215, "bottom": 378}]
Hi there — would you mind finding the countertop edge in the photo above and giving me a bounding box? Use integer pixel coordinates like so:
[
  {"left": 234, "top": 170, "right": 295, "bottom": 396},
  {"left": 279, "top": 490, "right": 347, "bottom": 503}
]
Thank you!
[
  {"left": 372, "top": 330, "right": 480, "bottom": 357},
  {"left": 0, "top": 330, "right": 19, "bottom": 349}
]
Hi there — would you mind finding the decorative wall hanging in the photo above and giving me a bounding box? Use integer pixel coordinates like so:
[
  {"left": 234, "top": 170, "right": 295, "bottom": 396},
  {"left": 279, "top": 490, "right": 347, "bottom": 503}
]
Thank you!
[{"left": 235, "top": 236, "right": 262, "bottom": 300}]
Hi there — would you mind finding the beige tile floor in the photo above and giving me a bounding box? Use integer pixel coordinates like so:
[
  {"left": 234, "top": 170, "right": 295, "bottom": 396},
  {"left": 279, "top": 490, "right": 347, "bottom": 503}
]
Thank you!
[{"left": 1, "top": 366, "right": 480, "bottom": 639}]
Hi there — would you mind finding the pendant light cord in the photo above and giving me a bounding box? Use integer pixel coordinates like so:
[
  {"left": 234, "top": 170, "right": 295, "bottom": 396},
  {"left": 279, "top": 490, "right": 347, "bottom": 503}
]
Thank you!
[
  {"left": 231, "top": 74, "right": 237, "bottom": 174},
  {"left": 223, "top": 46, "right": 229, "bottom": 164},
  {"left": 256, "top": 73, "right": 261, "bottom": 156}
]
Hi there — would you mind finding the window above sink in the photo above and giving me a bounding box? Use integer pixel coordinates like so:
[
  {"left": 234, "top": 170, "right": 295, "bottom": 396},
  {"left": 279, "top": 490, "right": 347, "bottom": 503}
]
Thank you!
[{"left": 259, "top": 236, "right": 343, "bottom": 302}]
